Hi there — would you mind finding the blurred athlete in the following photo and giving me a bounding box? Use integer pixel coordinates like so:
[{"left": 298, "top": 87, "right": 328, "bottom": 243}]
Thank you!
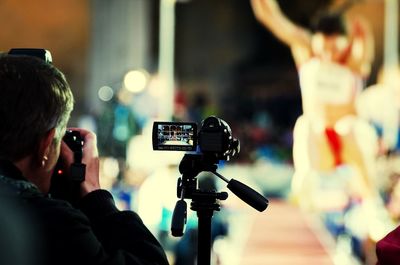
[
  {"left": 251, "top": 2, "right": 396, "bottom": 262},
  {"left": 251, "top": 0, "right": 378, "bottom": 207}
]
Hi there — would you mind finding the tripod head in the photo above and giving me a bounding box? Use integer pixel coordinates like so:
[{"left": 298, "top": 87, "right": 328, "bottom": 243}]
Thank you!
[{"left": 171, "top": 153, "right": 269, "bottom": 237}]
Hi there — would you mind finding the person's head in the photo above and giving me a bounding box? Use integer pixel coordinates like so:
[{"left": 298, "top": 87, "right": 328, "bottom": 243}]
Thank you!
[
  {"left": 0, "top": 54, "right": 74, "bottom": 187},
  {"left": 311, "top": 12, "right": 351, "bottom": 62}
]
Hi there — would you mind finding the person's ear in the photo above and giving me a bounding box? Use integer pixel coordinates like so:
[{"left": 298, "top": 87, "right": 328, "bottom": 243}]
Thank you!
[{"left": 38, "top": 128, "right": 56, "bottom": 167}]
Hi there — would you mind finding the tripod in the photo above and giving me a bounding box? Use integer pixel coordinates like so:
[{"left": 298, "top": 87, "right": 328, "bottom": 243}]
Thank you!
[{"left": 171, "top": 154, "right": 268, "bottom": 265}]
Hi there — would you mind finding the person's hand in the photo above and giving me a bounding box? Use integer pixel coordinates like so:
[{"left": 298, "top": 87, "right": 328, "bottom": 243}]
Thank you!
[
  {"left": 65, "top": 128, "right": 101, "bottom": 197},
  {"left": 347, "top": 16, "right": 374, "bottom": 76}
]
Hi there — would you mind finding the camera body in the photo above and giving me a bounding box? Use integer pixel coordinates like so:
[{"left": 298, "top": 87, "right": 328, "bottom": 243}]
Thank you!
[
  {"left": 50, "top": 130, "right": 85, "bottom": 202},
  {"left": 60, "top": 130, "right": 85, "bottom": 181},
  {"left": 152, "top": 116, "right": 239, "bottom": 161}
]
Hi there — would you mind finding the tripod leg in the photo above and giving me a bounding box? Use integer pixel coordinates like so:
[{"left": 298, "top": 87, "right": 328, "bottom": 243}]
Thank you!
[{"left": 197, "top": 209, "right": 213, "bottom": 265}]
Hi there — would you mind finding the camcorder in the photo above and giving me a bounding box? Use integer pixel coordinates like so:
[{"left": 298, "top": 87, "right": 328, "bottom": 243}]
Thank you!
[{"left": 152, "top": 116, "right": 240, "bottom": 161}]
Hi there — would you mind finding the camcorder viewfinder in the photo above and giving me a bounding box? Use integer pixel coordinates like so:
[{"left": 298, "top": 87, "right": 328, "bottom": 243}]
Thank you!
[{"left": 152, "top": 121, "right": 198, "bottom": 151}]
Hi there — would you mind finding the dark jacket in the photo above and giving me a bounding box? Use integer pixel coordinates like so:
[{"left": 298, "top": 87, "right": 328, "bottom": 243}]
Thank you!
[{"left": 0, "top": 160, "right": 169, "bottom": 265}]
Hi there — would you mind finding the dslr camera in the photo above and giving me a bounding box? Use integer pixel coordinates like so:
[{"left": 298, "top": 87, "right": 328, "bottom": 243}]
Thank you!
[
  {"left": 152, "top": 116, "right": 240, "bottom": 161},
  {"left": 50, "top": 130, "right": 86, "bottom": 203}
]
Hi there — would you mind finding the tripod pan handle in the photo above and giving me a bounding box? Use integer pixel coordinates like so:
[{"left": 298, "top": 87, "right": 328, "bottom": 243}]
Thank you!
[{"left": 227, "top": 179, "right": 268, "bottom": 212}]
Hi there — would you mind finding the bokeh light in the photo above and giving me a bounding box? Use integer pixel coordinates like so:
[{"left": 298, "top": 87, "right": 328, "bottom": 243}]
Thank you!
[
  {"left": 98, "top": 85, "right": 114, "bottom": 102},
  {"left": 123, "top": 69, "right": 149, "bottom": 93}
]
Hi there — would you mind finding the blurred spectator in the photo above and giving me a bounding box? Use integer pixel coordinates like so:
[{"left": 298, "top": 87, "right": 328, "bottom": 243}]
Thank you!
[
  {"left": 97, "top": 88, "right": 139, "bottom": 180},
  {"left": 188, "top": 91, "right": 218, "bottom": 124}
]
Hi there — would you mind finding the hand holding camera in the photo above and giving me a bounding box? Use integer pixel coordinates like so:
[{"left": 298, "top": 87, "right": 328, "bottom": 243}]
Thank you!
[
  {"left": 50, "top": 128, "right": 100, "bottom": 203},
  {"left": 72, "top": 129, "right": 101, "bottom": 196}
]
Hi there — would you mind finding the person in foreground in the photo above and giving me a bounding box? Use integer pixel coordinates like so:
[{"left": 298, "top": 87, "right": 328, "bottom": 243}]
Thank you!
[{"left": 0, "top": 53, "right": 169, "bottom": 265}]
